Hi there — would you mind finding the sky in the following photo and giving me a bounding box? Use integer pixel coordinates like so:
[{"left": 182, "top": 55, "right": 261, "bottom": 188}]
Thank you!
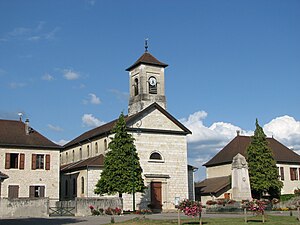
[{"left": 1, "top": 0, "right": 300, "bottom": 181}]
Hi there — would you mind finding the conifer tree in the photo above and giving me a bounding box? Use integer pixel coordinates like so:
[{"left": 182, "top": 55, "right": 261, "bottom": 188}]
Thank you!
[
  {"left": 94, "top": 112, "right": 145, "bottom": 198},
  {"left": 246, "top": 119, "right": 283, "bottom": 199}
]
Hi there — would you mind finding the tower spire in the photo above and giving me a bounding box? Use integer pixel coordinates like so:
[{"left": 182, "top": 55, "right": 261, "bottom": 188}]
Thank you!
[{"left": 145, "top": 38, "right": 148, "bottom": 52}]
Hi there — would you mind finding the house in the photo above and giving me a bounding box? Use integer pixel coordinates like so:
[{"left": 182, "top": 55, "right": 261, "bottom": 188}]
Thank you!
[
  {"left": 196, "top": 133, "right": 300, "bottom": 203},
  {"left": 60, "top": 48, "right": 195, "bottom": 211},
  {"left": 0, "top": 119, "right": 61, "bottom": 199}
]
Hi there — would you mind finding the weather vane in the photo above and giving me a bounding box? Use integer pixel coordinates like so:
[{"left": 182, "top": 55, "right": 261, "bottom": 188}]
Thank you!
[{"left": 145, "top": 38, "right": 149, "bottom": 52}]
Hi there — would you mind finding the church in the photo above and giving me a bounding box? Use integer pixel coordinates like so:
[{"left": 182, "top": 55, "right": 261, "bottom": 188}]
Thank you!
[{"left": 60, "top": 46, "right": 194, "bottom": 211}]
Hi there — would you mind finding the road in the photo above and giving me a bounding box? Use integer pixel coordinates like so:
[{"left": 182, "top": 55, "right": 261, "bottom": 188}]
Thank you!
[{"left": 0, "top": 211, "right": 292, "bottom": 225}]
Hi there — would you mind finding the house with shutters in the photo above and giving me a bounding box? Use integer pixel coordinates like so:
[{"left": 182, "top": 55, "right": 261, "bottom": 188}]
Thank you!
[
  {"left": 196, "top": 133, "right": 300, "bottom": 203},
  {"left": 0, "top": 119, "right": 61, "bottom": 199},
  {"left": 60, "top": 48, "right": 194, "bottom": 211}
]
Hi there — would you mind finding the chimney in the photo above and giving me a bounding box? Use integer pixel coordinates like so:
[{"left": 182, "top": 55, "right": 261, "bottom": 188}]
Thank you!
[
  {"left": 25, "top": 119, "right": 30, "bottom": 135},
  {"left": 236, "top": 130, "right": 240, "bottom": 136}
]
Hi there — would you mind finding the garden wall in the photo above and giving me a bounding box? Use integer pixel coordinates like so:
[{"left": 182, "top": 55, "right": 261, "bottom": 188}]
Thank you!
[
  {"left": 0, "top": 198, "right": 48, "bottom": 218},
  {"left": 58, "top": 197, "right": 123, "bottom": 216}
]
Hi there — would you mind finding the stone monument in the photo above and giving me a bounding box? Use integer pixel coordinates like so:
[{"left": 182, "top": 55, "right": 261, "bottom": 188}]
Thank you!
[{"left": 231, "top": 153, "right": 252, "bottom": 201}]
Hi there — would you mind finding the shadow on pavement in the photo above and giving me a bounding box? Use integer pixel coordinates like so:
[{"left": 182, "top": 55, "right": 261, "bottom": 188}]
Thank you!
[{"left": 0, "top": 217, "right": 87, "bottom": 225}]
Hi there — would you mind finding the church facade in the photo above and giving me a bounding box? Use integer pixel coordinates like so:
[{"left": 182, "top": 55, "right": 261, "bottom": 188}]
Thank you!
[{"left": 60, "top": 49, "right": 193, "bottom": 211}]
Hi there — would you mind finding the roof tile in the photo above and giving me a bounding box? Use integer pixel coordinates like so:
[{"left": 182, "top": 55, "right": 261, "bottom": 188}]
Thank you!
[
  {"left": 0, "top": 119, "right": 61, "bottom": 149},
  {"left": 203, "top": 135, "right": 300, "bottom": 167}
]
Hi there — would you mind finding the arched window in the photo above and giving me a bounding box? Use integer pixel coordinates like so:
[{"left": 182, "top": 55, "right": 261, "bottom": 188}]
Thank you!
[
  {"left": 150, "top": 152, "right": 162, "bottom": 160},
  {"left": 79, "top": 148, "right": 82, "bottom": 160},
  {"left": 72, "top": 178, "right": 76, "bottom": 196},
  {"left": 65, "top": 180, "right": 68, "bottom": 197},
  {"left": 95, "top": 142, "right": 98, "bottom": 154},
  {"left": 87, "top": 145, "right": 90, "bottom": 157},
  {"left": 134, "top": 78, "right": 139, "bottom": 96},
  {"left": 72, "top": 150, "right": 75, "bottom": 162},
  {"left": 104, "top": 139, "right": 108, "bottom": 151},
  {"left": 81, "top": 177, "right": 84, "bottom": 194},
  {"left": 66, "top": 152, "right": 69, "bottom": 163}
]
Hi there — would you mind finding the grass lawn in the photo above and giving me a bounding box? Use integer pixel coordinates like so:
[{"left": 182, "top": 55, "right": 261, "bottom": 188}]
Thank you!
[{"left": 115, "top": 215, "right": 299, "bottom": 225}]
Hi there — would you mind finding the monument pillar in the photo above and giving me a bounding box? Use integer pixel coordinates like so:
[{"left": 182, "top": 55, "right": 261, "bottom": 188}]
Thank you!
[{"left": 231, "top": 153, "right": 252, "bottom": 201}]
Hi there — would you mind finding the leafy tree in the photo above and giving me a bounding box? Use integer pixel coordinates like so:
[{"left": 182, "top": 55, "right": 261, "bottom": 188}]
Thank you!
[
  {"left": 94, "top": 112, "right": 145, "bottom": 198},
  {"left": 246, "top": 119, "right": 283, "bottom": 199}
]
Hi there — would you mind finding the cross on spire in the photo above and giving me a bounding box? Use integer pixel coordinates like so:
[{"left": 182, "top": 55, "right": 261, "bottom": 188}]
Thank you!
[{"left": 145, "top": 38, "right": 149, "bottom": 52}]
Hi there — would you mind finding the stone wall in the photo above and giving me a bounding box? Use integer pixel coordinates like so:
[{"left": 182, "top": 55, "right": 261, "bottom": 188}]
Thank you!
[
  {"left": 59, "top": 197, "right": 122, "bottom": 216},
  {"left": 0, "top": 198, "right": 48, "bottom": 218}
]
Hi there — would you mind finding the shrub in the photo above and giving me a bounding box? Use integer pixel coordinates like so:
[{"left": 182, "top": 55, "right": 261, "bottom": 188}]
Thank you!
[
  {"left": 89, "top": 205, "right": 104, "bottom": 216},
  {"left": 178, "top": 199, "right": 202, "bottom": 217},
  {"left": 206, "top": 200, "right": 217, "bottom": 205},
  {"left": 280, "top": 194, "right": 295, "bottom": 202}
]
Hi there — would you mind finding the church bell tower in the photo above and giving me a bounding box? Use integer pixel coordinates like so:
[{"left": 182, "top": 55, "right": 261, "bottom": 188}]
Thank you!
[{"left": 126, "top": 42, "right": 168, "bottom": 115}]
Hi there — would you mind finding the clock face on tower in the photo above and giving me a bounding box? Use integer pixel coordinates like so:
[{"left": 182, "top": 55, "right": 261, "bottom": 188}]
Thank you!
[{"left": 149, "top": 77, "right": 157, "bottom": 86}]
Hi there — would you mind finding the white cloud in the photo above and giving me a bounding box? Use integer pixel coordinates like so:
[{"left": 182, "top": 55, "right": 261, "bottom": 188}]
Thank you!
[
  {"left": 109, "top": 89, "right": 129, "bottom": 102},
  {"left": 183, "top": 111, "right": 300, "bottom": 181},
  {"left": 42, "top": 73, "right": 54, "bottom": 81},
  {"left": 9, "top": 82, "right": 26, "bottom": 89},
  {"left": 82, "top": 114, "right": 105, "bottom": 128},
  {"left": 85, "top": 0, "right": 96, "bottom": 6},
  {"left": 54, "top": 139, "right": 69, "bottom": 146},
  {"left": 2, "top": 22, "right": 59, "bottom": 42},
  {"left": 0, "top": 68, "right": 6, "bottom": 76},
  {"left": 63, "top": 69, "right": 80, "bottom": 80},
  {"left": 47, "top": 124, "right": 63, "bottom": 132},
  {"left": 89, "top": 93, "right": 101, "bottom": 104},
  {"left": 263, "top": 115, "right": 300, "bottom": 151}
]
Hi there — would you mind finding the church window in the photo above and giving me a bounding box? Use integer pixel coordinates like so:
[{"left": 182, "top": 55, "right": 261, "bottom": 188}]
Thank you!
[
  {"left": 134, "top": 78, "right": 139, "bottom": 96},
  {"left": 104, "top": 139, "right": 108, "bottom": 151},
  {"left": 149, "top": 152, "right": 163, "bottom": 162},
  {"left": 66, "top": 152, "right": 68, "bottom": 163},
  {"left": 87, "top": 145, "right": 90, "bottom": 157},
  {"left": 95, "top": 142, "right": 98, "bottom": 154},
  {"left": 72, "top": 150, "right": 75, "bottom": 162},
  {"left": 79, "top": 148, "right": 82, "bottom": 160},
  {"left": 72, "top": 178, "right": 76, "bottom": 196},
  {"left": 65, "top": 180, "right": 69, "bottom": 197},
  {"left": 81, "top": 177, "right": 84, "bottom": 194}
]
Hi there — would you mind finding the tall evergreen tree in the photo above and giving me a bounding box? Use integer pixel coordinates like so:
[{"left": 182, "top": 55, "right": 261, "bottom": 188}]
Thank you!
[
  {"left": 246, "top": 119, "right": 283, "bottom": 199},
  {"left": 94, "top": 112, "right": 145, "bottom": 197}
]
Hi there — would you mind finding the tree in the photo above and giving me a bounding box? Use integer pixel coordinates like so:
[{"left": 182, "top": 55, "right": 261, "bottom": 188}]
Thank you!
[
  {"left": 246, "top": 119, "right": 283, "bottom": 199},
  {"left": 94, "top": 112, "right": 145, "bottom": 202}
]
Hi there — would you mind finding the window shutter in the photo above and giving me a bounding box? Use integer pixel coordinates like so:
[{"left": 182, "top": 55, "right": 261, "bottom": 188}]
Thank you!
[
  {"left": 32, "top": 154, "right": 36, "bottom": 170},
  {"left": 8, "top": 185, "right": 19, "bottom": 198},
  {"left": 46, "top": 154, "right": 50, "bottom": 170},
  {"left": 29, "top": 186, "right": 35, "bottom": 197},
  {"left": 19, "top": 153, "right": 25, "bottom": 170},
  {"left": 5, "top": 153, "right": 10, "bottom": 169},
  {"left": 40, "top": 186, "right": 45, "bottom": 197}
]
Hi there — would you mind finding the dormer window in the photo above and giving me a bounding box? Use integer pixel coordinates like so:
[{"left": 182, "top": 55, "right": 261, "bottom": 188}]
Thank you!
[{"left": 149, "top": 151, "right": 164, "bottom": 163}]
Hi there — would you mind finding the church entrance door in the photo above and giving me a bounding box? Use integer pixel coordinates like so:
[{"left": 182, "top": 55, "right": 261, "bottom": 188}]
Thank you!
[{"left": 151, "top": 182, "right": 162, "bottom": 211}]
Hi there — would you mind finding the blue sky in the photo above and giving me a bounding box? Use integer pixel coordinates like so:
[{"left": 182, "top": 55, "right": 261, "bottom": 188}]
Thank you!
[{"left": 1, "top": 0, "right": 300, "bottom": 180}]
